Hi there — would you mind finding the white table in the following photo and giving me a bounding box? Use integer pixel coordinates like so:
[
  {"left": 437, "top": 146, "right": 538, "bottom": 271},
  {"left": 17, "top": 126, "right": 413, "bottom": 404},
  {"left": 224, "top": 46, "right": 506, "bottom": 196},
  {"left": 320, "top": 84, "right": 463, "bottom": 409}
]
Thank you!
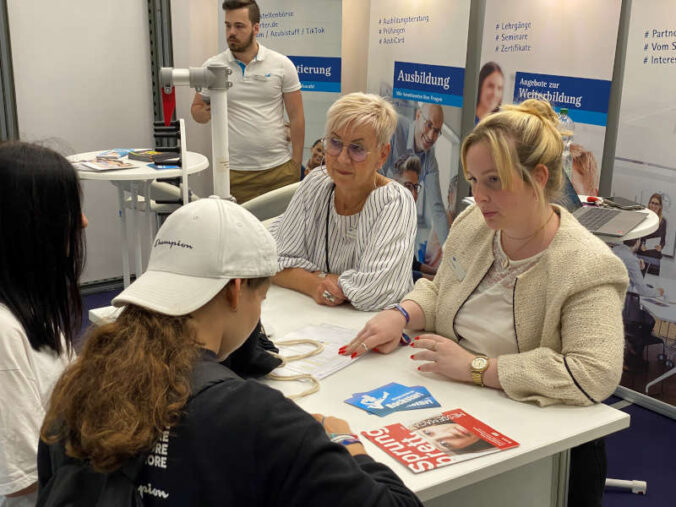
[
  {"left": 89, "top": 287, "right": 631, "bottom": 505},
  {"left": 70, "top": 150, "right": 208, "bottom": 287},
  {"left": 580, "top": 198, "right": 658, "bottom": 243},
  {"left": 461, "top": 196, "right": 658, "bottom": 243},
  {"left": 259, "top": 286, "right": 630, "bottom": 507}
]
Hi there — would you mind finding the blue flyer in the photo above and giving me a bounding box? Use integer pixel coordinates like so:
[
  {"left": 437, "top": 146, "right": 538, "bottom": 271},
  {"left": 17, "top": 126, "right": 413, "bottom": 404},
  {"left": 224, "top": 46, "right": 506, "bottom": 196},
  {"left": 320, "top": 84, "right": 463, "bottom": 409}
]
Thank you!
[
  {"left": 345, "top": 383, "right": 439, "bottom": 416},
  {"left": 400, "top": 386, "right": 440, "bottom": 410}
]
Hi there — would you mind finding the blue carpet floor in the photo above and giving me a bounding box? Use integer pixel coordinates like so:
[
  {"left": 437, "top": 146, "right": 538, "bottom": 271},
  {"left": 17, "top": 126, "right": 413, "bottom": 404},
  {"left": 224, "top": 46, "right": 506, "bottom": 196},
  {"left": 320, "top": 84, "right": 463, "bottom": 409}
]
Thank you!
[{"left": 604, "top": 397, "right": 674, "bottom": 506}]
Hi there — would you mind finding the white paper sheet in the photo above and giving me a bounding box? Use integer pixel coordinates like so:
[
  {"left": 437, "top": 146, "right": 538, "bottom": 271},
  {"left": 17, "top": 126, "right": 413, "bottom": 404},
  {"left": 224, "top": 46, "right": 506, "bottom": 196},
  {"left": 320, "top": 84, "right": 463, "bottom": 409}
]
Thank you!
[
  {"left": 644, "top": 237, "right": 661, "bottom": 250},
  {"left": 271, "top": 324, "right": 360, "bottom": 380}
]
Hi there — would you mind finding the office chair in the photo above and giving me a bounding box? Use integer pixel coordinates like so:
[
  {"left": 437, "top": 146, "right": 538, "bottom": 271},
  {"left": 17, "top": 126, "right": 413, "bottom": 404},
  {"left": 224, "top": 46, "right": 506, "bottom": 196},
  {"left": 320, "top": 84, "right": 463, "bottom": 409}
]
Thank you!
[
  {"left": 241, "top": 181, "right": 301, "bottom": 222},
  {"left": 623, "top": 292, "right": 666, "bottom": 368}
]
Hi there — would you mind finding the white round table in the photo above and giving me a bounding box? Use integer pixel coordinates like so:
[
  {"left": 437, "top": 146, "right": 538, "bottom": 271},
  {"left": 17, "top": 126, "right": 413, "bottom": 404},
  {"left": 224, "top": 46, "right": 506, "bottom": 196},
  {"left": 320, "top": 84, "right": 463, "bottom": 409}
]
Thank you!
[
  {"left": 577, "top": 195, "right": 659, "bottom": 242},
  {"left": 71, "top": 150, "right": 208, "bottom": 181},
  {"left": 70, "top": 150, "right": 209, "bottom": 287}
]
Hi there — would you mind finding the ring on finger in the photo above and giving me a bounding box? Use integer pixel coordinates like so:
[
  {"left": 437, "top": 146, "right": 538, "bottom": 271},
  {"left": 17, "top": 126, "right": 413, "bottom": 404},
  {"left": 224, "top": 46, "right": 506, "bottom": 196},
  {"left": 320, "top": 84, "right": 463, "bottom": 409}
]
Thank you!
[
  {"left": 322, "top": 290, "right": 335, "bottom": 303},
  {"left": 361, "top": 342, "right": 368, "bottom": 353}
]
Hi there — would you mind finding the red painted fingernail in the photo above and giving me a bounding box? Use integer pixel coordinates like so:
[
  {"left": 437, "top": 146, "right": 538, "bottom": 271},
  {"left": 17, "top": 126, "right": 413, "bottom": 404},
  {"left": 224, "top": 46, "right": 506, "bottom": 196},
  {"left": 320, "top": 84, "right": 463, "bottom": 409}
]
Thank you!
[
  {"left": 350, "top": 352, "right": 357, "bottom": 359},
  {"left": 417, "top": 366, "right": 422, "bottom": 371},
  {"left": 338, "top": 347, "right": 346, "bottom": 353},
  {"left": 414, "top": 336, "right": 420, "bottom": 341},
  {"left": 410, "top": 354, "right": 415, "bottom": 359},
  {"left": 409, "top": 343, "right": 415, "bottom": 347},
  {"left": 373, "top": 347, "right": 380, "bottom": 353}
]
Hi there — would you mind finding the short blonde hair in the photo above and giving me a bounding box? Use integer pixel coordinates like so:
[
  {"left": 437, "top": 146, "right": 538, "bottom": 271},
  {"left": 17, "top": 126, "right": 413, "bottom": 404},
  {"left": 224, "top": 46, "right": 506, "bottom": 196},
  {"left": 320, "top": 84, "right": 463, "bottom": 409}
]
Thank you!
[
  {"left": 461, "top": 99, "right": 564, "bottom": 204},
  {"left": 324, "top": 92, "right": 398, "bottom": 147}
]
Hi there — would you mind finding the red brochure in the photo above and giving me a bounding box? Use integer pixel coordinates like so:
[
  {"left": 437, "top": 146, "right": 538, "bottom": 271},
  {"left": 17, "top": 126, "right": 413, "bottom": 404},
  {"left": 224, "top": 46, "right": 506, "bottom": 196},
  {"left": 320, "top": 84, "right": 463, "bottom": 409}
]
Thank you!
[{"left": 361, "top": 409, "right": 519, "bottom": 474}]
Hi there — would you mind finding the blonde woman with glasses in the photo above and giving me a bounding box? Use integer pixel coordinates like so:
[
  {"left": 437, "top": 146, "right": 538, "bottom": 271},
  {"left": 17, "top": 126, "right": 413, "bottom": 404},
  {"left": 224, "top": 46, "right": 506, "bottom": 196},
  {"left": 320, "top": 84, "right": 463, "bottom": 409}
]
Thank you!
[{"left": 272, "top": 92, "right": 416, "bottom": 312}]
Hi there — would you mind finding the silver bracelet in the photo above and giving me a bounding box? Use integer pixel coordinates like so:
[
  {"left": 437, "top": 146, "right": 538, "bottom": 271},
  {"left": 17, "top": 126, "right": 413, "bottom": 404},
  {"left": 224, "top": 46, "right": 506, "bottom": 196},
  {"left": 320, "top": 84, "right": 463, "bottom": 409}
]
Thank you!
[{"left": 329, "top": 433, "right": 356, "bottom": 443}]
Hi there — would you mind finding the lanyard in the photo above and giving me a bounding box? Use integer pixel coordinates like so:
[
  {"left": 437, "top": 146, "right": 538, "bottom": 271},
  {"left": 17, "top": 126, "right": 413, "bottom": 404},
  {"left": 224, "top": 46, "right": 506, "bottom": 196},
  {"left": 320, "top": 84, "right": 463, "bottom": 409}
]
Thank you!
[{"left": 325, "top": 183, "right": 335, "bottom": 273}]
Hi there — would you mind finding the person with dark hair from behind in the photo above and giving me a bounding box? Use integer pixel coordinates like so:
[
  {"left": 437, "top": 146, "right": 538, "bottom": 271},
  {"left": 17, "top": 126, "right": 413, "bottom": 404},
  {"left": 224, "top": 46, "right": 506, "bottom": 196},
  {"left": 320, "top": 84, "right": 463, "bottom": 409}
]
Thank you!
[
  {"left": 391, "top": 151, "right": 437, "bottom": 281},
  {"left": 37, "top": 197, "right": 421, "bottom": 507},
  {"left": 0, "top": 142, "right": 87, "bottom": 506}
]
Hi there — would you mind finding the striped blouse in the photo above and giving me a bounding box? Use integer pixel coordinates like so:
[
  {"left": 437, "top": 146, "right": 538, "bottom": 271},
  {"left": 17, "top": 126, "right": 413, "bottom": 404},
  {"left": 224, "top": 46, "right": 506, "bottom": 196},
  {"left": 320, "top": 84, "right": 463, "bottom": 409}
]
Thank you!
[{"left": 272, "top": 168, "right": 417, "bottom": 311}]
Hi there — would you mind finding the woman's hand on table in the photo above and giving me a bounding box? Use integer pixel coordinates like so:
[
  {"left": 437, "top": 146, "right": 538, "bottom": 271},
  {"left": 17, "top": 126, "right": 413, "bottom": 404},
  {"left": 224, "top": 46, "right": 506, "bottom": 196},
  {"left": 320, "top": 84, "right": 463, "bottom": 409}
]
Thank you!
[
  {"left": 313, "top": 273, "right": 346, "bottom": 307},
  {"left": 410, "top": 334, "right": 476, "bottom": 382},
  {"left": 340, "top": 309, "right": 406, "bottom": 358}
]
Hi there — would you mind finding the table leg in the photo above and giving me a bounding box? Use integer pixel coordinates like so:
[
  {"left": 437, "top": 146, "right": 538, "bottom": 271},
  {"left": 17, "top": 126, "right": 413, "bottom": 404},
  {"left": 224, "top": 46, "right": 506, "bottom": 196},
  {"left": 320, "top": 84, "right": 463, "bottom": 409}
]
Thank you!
[
  {"left": 552, "top": 449, "right": 570, "bottom": 507},
  {"left": 130, "top": 182, "right": 143, "bottom": 278},
  {"left": 145, "top": 180, "right": 154, "bottom": 244},
  {"left": 645, "top": 366, "right": 676, "bottom": 393},
  {"left": 116, "top": 184, "right": 131, "bottom": 288}
]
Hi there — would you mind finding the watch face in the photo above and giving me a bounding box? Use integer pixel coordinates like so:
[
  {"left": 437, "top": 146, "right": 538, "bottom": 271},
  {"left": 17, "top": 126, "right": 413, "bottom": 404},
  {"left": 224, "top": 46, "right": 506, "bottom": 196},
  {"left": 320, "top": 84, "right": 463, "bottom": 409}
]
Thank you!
[{"left": 472, "top": 356, "right": 488, "bottom": 370}]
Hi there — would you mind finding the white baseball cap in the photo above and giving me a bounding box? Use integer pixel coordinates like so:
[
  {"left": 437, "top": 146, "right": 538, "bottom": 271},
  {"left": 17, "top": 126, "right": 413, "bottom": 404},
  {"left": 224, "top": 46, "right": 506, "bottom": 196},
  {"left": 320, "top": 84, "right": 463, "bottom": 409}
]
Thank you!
[{"left": 112, "top": 196, "right": 278, "bottom": 315}]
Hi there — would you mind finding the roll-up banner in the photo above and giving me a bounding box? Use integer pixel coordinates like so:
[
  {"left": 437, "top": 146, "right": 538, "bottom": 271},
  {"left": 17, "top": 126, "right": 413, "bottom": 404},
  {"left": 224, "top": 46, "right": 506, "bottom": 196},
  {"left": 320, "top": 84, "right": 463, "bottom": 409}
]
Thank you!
[
  {"left": 480, "top": 0, "right": 621, "bottom": 198},
  {"left": 613, "top": 0, "right": 676, "bottom": 414},
  {"left": 367, "top": 0, "right": 471, "bottom": 272},
  {"left": 221, "top": 0, "right": 342, "bottom": 167}
]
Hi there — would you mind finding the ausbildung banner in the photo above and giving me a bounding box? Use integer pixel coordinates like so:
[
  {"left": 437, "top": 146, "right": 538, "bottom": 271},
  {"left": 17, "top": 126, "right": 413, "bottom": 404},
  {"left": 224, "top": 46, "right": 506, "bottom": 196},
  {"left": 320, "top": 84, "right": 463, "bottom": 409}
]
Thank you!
[{"left": 367, "top": 0, "right": 471, "bottom": 275}]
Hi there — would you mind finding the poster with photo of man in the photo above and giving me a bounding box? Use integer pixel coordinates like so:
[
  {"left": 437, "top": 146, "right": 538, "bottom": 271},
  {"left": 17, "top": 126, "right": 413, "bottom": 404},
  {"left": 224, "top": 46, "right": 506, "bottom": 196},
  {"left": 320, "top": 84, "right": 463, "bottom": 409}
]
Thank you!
[{"left": 367, "top": 0, "right": 470, "bottom": 274}]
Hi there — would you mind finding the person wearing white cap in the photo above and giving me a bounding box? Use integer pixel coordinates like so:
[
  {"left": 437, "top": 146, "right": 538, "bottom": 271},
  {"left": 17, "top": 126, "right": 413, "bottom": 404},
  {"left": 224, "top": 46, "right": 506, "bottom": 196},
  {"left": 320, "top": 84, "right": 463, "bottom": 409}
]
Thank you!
[{"left": 37, "top": 197, "right": 421, "bottom": 506}]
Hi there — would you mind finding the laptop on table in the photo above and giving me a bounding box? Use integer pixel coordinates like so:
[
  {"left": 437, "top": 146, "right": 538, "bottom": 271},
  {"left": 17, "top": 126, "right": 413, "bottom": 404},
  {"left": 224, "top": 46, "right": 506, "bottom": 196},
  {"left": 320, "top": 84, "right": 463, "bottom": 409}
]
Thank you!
[{"left": 556, "top": 174, "right": 646, "bottom": 238}]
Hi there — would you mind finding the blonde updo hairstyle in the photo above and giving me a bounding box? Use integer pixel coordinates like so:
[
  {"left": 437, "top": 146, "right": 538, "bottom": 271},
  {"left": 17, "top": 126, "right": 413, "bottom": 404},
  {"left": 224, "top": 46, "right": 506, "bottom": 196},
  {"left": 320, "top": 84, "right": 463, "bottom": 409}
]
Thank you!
[
  {"left": 324, "top": 92, "right": 398, "bottom": 148},
  {"left": 461, "top": 99, "right": 564, "bottom": 207}
]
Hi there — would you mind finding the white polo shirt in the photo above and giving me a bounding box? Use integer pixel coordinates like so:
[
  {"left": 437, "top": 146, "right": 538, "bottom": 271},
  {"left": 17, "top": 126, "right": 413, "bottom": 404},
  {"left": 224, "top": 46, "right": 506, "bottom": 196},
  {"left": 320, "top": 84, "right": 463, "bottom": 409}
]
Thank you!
[{"left": 202, "top": 43, "right": 301, "bottom": 172}]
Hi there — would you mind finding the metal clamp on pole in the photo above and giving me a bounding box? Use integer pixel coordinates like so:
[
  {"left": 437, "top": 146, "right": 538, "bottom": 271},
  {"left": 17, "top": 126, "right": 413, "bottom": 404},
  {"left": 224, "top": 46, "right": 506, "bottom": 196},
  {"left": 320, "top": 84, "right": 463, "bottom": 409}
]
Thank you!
[{"left": 159, "top": 65, "right": 233, "bottom": 199}]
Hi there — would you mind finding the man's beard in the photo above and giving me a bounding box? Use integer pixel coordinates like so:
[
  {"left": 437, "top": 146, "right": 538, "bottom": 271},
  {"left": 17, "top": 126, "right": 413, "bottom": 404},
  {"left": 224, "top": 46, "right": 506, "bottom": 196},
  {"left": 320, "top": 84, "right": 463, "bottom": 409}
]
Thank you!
[{"left": 228, "top": 30, "right": 255, "bottom": 53}]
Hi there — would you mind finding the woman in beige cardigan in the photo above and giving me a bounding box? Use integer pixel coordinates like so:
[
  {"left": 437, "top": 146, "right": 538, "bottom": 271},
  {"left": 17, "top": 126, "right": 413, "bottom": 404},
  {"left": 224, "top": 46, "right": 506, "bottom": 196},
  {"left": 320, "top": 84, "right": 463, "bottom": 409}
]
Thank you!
[{"left": 341, "top": 99, "right": 629, "bottom": 506}]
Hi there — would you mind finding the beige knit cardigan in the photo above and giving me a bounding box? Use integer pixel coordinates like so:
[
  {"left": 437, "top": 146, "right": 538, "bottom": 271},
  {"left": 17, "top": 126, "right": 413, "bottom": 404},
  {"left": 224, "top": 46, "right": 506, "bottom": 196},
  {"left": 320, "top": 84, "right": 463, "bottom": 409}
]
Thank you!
[{"left": 405, "top": 204, "right": 629, "bottom": 406}]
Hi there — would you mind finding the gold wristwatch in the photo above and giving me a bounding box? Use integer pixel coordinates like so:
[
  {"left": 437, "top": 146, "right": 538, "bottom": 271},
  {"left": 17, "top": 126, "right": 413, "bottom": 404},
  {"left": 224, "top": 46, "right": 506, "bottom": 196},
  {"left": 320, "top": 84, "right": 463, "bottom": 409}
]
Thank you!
[{"left": 470, "top": 355, "right": 489, "bottom": 387}]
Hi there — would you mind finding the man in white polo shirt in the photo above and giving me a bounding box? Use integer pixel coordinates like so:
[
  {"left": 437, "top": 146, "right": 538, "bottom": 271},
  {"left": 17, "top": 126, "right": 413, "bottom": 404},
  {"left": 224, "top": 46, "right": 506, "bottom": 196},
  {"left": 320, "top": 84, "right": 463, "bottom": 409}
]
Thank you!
[{"left": 191, "top": 0, "right": 305, "bottom": 203}]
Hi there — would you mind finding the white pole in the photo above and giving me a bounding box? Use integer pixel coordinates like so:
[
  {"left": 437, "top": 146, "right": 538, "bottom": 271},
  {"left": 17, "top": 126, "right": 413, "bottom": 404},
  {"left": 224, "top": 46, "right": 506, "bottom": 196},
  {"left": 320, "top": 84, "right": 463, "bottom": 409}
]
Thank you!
[
  {"left": 210, "top": 87, "right": 230, "bottom": 198},
  {"left": 159, "top": 65, "right": 231, "bottom": 199}
]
